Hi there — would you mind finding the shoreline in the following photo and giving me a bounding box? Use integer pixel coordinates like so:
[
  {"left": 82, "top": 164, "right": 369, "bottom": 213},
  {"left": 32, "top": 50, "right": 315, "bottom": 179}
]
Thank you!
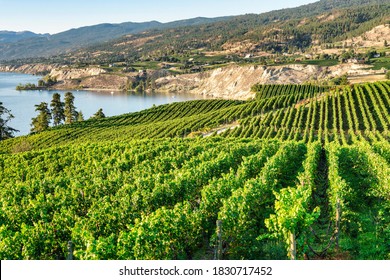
[{"left": 3, "top": 62, "right": 388, "bottom": 102}]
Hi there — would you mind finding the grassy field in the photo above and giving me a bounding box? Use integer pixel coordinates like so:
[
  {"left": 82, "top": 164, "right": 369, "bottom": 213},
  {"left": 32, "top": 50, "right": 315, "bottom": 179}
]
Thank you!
[
  {"left": 296, "top": 59, "right": 339, "bottom": 67},
  {"left": 370, "top": 57, "right": 390, "bottom": 70}
]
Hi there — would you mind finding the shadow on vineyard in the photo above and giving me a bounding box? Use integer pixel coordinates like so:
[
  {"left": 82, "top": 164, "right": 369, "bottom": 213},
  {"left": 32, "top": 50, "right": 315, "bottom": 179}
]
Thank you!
[{"left": 0, "top": 82, "right": 389, "bottom": 260}]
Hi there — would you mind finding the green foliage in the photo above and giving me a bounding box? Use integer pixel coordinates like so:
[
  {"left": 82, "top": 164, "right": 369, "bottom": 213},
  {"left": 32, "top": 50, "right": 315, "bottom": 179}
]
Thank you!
[
  {"left": 216, "top": 142, "right": 307, "bottom": 259},
  {"left": 64, "top": 92, "right": 78, "bottom": 124},
  {"left": 15, "top": 83, "right": 38, "bottom": 90},
  {"left": 327, "top": 143, "right": 390, "bottom": 259},
  {"left": 30, "top": 102, "right": 51, "bottom": 133},
  {"left": 2, "top": 81, "right": 390, "bottom": 154},
  {"left": 1, "top": 81, "right": 390, "bottom": 261},
  {"left": 370, "top": 57, "right": 390, "bottom": 70},
  {"left": 37, "top": 76, "right": 57, "bottom": 88},
  {"left": 263, "top": 186, "right": 320, "bottom": 259},
  {"left": 297, "top": 59, "right": 339, "bottom": 67},
  {"left": 129, "top": 202, "right": 201, "bottom": 260},
  {"left": 91, "top": 108, "right": 106, "bottom": 119},
  {"left": 0, "top": 102, "right": 18, "bottom": 140},
  {"left": 11, "top": 140, "right": 32, "bottom": 154},
  {"left": 330, "top": 75, "right": 350, "bottom": 86},
  {"left": 77, "top": 111, "right": 85, "bottom": 122},
  {"left": 261, "top": 142, "right": 321, "bottom": 259},
  {"left": 50, "top": 93, "right": 65, "bottom": 126}
]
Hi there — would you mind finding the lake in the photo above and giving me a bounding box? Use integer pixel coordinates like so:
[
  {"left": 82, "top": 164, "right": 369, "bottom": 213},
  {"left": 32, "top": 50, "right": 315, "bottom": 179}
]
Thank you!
[{"left": 0, "top": 72, "right": 207, "bottom": 136}]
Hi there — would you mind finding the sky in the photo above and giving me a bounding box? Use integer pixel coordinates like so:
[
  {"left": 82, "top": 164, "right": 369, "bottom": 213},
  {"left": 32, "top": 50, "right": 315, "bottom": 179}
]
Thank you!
[{"left": 0, "top": 0, "right": 318, "bottom": 34}]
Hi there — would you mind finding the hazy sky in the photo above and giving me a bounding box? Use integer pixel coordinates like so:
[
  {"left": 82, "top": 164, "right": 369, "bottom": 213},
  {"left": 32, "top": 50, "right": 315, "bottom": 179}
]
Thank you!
[{"left": 0, "top": 0, "right": 318, "bottom": 34}]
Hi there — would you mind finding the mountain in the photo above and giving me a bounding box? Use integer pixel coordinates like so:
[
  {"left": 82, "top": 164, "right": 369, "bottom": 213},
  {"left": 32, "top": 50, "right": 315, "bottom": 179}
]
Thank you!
[
  {"left": 0, "top": 31, "right": 48, "bottom": 43},
  {"left": 0, "top": 17, "right": 231, "bottom": 61},
  {"left": 1, "top": 0, "right": 389, "bottom": 63},
  {"left": 65, "top": 0, "right": 389, "bottom": 65}
]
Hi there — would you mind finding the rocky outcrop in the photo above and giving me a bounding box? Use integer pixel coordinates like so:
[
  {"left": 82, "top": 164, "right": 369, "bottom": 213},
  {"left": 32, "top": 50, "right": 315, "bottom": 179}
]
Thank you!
[
  {"left": 0, "top": 64, "right": 128, "bottom": 91},
  {"left": 155, "top": 63, "right": 387, "bottom": 100},
  {"left": 155, "top": 64, "right": 330, "bottom": 99},
  {"left": 54, "top": 74, "right": 132, "bottom": 91},
  {"left": 49, "top": 67, "right": 106, "bottom": 81},
  {"left": 0, "top": 63, "right": 56, "bottom": 75},
  {"left": 342, "top": 24, "right": 390, "bottom": 48}
]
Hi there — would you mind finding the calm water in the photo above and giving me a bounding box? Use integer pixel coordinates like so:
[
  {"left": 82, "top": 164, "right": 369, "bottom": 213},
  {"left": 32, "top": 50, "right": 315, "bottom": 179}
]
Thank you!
[{"left": 0, "top": 72, "right": 206, "bottom": 136}]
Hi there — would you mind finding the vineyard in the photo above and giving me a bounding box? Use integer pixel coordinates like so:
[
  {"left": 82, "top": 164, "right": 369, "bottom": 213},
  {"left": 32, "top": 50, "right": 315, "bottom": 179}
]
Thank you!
[{"left": 0, "top": 82, "right": 390, "bottom": 260}]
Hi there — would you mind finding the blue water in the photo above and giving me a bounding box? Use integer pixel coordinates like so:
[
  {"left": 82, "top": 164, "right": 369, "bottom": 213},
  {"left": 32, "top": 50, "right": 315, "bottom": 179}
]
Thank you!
[{"left": 0, "top": 72, "right": 206, "bottom": 136}]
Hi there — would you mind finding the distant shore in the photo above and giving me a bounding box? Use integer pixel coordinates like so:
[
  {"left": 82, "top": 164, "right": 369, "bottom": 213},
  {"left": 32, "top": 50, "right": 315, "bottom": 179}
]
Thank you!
[{"left": 2, "top": 62, "right": 389, "bottom": 101}]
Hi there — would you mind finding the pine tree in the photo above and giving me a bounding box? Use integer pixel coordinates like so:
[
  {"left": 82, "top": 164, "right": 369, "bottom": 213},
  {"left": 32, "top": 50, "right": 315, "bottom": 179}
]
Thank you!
[
  {"left": 0, "top": 102, "right": 19, "bottom": 140},
  {"left": 91, "top": 108, "right": 106, "bottom": 119},
  {"left": 77, "top": 111, "right": 85, "bottom": 122},
  {"left": 50, "top": 93, "right": 65, "bottom": 126},
  {"left": 31, "top": 102, "right": 51, "bottom": 133},
  {"left": 64, "top": 92, "right": 77, "bottom": 124}
]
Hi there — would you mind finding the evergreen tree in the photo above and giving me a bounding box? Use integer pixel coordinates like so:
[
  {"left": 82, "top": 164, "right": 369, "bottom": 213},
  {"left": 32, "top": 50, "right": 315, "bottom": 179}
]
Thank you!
[
  {"left": 0, "top": 102, "right": 19, "bottom": 140},
  {"left": 31, "top": 102, "right": 51, "bottom": 133},
  {"left": 64, "top": 92, "right": 77, "bottom": 124},
  {"left": 91, "top": 108, "right": 106, "bottom": 119},
  {"left": 77, "top": 111, "right": 85, "bottom": 122},
  {"left": 50, "top": 93, "right": 65, "bottom": 126}
]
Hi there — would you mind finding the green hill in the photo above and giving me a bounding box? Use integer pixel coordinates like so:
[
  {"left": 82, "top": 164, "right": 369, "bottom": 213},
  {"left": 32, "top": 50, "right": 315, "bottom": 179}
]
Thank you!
[
  {"left": 2, "top": 82, "right": 390, "bottom": 153},
  {"left": 1, "top": 82, "right": 390, "bottom": 260}
]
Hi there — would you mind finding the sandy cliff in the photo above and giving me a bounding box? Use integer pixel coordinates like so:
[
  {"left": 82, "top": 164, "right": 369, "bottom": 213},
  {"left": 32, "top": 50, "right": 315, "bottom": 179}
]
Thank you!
[
  {"left": 0, "top": 63, "right": 56, "bottom": 75},
  {"left": 49, "top": 67, "right": 106, "bottom": 80},
  {"left": 156, "top": 64, "right": 328, "bottom": 99},
  {"left": 53, "top": 74, "right": 132, "bottom": 91}
]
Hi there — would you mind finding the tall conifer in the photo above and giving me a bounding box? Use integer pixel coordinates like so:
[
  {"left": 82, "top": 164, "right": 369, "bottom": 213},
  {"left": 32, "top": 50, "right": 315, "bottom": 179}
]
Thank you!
[
  {"left": 64, "top": 92, "right": 77, "bottom": 124},
  {"left": 50, "top": 93, "right": 65, "bottom": 126}
]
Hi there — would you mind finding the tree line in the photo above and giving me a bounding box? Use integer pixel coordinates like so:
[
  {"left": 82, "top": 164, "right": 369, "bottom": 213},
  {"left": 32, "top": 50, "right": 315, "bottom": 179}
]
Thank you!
[
  {"left": 31, "top": 92, "right": 105, "bottom": 133},
  {"left": 0, "top": 102, "right": 18, "bottom": 140},
  {"left": 0, "top": 92, "right": 106, "bottom": 139}
]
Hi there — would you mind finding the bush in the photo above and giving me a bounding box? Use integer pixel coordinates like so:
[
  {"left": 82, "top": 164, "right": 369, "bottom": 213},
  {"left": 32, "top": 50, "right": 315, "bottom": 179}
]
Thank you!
[
  {"left": 330, "top": 74, "right": 349, "bottom": 86},
  {"left": 12, "top": 140, "right": 32, "bottom": 153}
]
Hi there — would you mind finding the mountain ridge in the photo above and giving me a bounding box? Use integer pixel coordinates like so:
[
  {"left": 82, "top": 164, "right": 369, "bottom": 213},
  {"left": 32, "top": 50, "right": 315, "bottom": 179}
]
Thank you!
[
  {"left": 0, "top": 17, "right": 231, "bottom": 61},
  {"left": 1, "top": 0, "right": 389, "bottom": 66},
  {"left": 0, "top": 31, "right": 49, "bottom": 44}
]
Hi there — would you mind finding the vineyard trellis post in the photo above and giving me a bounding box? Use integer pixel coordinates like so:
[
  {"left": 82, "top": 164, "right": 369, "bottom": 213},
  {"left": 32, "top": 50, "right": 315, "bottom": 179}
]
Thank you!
[
  {"left": 335, "top": 199, "right": 341, "bottom": 249},
  {"left": 216, "top": 220, "right": 223, "bottom": 260},
  {"left": 290, "top": 232, "right": 297, "bottom": 260},
  {"left": 67, "top": 241, "right": 73, "bottom": 260}
]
